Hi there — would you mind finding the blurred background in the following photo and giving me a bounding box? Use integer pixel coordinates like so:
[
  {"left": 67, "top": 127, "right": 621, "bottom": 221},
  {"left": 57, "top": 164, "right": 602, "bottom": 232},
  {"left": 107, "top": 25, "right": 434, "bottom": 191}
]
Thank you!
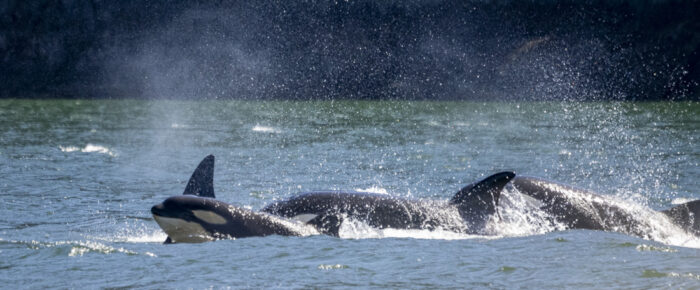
[{"left": 1, "top": 0, "right": 698, "bottom": 100}]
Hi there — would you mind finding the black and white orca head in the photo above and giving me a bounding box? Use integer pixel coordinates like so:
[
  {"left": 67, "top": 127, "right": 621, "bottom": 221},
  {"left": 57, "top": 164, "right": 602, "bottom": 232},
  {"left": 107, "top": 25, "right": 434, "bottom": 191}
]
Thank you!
[{"left": 151, "top": 195, "right": 231, "bottom": 243}]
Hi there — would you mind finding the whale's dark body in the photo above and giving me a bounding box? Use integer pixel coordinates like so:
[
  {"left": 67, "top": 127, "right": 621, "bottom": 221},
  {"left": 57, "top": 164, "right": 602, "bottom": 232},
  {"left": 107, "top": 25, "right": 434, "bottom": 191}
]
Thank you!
[
  {"left": 151, "top": 155, "right": 313, "bottom": 243},
  {"left": 151, "top": 155, "right": 513, "bottom": 242},
  {"left": 262, "top": 172, "right": 515, "bottom": 236},
  {"left": 510, "top": 176, "right": 700, "bottom": 238},
  {"left": 152, "top": 195, "right": 312, "bottom": 243},
  {"left": 151, "top": 155, "right": 699, "bottom": 243}
]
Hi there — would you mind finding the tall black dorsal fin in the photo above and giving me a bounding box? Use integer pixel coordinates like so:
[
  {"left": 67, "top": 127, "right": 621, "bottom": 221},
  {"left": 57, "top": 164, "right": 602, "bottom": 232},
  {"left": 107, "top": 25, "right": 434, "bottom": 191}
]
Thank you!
[
  {"left": 183, "top": 155, "right": 216, "bottom": 198},
  {"left": 662, "top": 199, "right": 700, "bottom": 236},
  {"left": 450, "top": 171, "right": 515, "bottom": 207}
]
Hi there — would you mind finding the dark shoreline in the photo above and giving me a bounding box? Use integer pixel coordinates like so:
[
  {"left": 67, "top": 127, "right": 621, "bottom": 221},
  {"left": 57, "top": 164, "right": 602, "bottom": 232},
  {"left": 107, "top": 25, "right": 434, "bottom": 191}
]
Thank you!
[{"left": 2, "top": 1, "right": 699, "bottom": 101}]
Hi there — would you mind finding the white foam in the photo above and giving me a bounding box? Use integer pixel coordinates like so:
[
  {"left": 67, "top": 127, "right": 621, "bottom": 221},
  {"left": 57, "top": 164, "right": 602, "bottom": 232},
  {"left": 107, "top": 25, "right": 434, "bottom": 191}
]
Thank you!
[
  {"left": 671, "top": 197, "right": 694, "bottom": 205},
  {"left": 380, "top": 228, "right": 490, "bottom": 240},
  {"left": 337, "top": 218, "right": 488, "bottom": 240},
  {"left": 252, "top": 125, "right": 282, "bottom": 133},
  {"left": 67, "top": 241, "right": 157, "bottom": 257},
  {"left": 170, "top": 123, "right": 189, "bottom": 129},
  {"left": 665, "top": 272, "right": 700, "bottom": 280},
  {"left": 635, "top": 244, "right": 678, "bottom": 253},
  {"left": 122, "top": 231, "right": 169, "bottom": 243},
  {"left": 318, "top": 264, "right": 348, "bottom": 270},
  {"left": 354, "top": 186, "right": 389, "bottom": 195},
  {"left": 91, "top": 224, "right": 168, "bottom": 244},
  {"left": 60, "top": 144, "right": 117, "bottom": 157},
  {"left": 59, "top": 146, "right": 80, "bottom": 152},
  {"left": 493, "top": 189, "right": 567, "bottom": 237}
]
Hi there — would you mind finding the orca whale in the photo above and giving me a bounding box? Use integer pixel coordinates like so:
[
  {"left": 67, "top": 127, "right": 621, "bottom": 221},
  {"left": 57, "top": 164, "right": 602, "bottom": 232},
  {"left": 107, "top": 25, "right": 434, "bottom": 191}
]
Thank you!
[
  {"left": 152, "top": 155, "right": 699, "bottom": 244},
  {"left": 509, "top": 176, "right": 700, "bottom": 239},
  {"left": 151, "top": 155, "right": 316, "bottom": 243},
  {"left": 152, "top": 155, "right": 513, "bottom": 241},
  {"left": 261, "top": 171, "right": 515, "bottom": 236}
]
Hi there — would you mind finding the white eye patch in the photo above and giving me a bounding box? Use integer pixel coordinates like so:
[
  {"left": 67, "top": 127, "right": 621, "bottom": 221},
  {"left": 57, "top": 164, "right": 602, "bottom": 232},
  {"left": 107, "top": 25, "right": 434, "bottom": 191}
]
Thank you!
[
  {"left": 291, "top": 214, "right": 319, "bottom": 224},
  {"left": 193, "top": 210, "right": 228, "bottom": 224}
]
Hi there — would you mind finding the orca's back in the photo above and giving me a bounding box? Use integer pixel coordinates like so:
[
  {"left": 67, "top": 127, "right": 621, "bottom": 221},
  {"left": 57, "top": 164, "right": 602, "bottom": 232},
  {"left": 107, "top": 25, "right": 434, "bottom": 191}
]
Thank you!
[{"left": 662, "top": 200, "right": 700, "bottom": 237}]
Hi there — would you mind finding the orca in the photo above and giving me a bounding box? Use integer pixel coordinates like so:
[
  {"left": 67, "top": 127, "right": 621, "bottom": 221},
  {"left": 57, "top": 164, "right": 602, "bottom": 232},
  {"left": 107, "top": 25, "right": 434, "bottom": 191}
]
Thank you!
[
  {"left": 261, "top": 171, "right": 515, "bottom": 236},
  {"left": 509, "top": 176, "right": 700, "bottom": 239},
  {"left": 151, "top": 155, "right": 316, "bottom": 243}
]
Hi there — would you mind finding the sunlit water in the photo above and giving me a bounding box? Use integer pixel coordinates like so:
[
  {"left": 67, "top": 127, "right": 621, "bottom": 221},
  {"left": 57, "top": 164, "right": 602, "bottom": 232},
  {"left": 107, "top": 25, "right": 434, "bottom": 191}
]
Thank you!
[{"left": 0, "top": 100, "right": 698, "bottom": 288}]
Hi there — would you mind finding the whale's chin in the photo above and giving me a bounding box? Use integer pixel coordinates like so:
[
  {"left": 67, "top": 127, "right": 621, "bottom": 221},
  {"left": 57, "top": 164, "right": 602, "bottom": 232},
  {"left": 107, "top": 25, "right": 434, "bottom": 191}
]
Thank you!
[{"left": 152, "top": 215, "right": 214, "bottom": 243}]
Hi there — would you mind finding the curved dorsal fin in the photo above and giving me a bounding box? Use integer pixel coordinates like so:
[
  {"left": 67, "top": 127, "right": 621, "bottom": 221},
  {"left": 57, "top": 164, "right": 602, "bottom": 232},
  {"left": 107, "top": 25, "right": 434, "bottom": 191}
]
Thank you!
[
  {"left": 450, "top": 171, "right": 515, "bottom": 207},
  {"left": 183, "top": 155, "right": 216, "bottom": 198}
]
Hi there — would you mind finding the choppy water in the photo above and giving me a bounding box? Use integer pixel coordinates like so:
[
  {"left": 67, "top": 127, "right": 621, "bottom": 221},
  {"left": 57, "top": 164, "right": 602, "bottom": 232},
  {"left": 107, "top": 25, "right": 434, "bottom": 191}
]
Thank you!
[{"left": 0, "top": 100, "right": 698, "bottom": 288}]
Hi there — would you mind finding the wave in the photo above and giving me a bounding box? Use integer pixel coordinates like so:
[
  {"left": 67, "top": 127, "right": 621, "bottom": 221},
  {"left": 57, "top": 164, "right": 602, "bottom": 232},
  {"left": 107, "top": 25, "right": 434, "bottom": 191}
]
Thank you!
[
  {"left": 252, "top": 125, "right": 282, "bottom": 133},
  {"left": 59, "top": 144, "right": 117, "bottom": 157},
  {"left": 354, "top": 186, "right": 389, "bottom": 195},
  {"left": 0, "top": 238, "right": 156, "bottom": 257},
  {"left": 170, "top": 123, "right": 189, "bottom": 129},
  {"left": 672, "top": 197, "right": 696, "bottom": 205}
]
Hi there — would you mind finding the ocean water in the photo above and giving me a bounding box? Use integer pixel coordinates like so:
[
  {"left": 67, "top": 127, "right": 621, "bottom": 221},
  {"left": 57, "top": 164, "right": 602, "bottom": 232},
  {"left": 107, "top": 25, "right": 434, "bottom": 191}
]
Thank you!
[{"left": 0, "top": 99, "right": 698, "bottom": 288}]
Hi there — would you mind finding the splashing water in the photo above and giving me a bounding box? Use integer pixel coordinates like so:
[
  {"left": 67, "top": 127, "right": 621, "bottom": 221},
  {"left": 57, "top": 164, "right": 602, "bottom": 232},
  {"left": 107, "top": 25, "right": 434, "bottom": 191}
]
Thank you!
[
  {"left": 337, "top": 218, "right": 487, "bottom": 240},
  {"left": 489, "top": 188, "right": 568, "bottom": 237},
  {"left": 493, "top": 185, "right": 700, "bottom": 248}
]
